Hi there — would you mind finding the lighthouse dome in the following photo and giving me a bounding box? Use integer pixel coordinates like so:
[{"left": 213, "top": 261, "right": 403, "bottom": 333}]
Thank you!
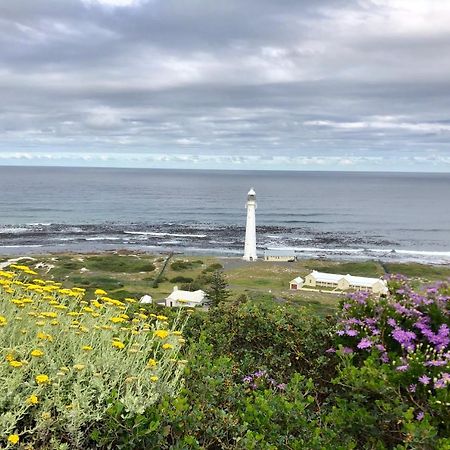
[{"left": 247, "top": 188, "right": 256, "bottom": 200}]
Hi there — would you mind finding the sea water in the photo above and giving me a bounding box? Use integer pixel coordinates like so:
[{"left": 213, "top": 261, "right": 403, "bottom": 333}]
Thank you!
[{"left": 0, "top": 166, "right": 449, "bottom": 263}]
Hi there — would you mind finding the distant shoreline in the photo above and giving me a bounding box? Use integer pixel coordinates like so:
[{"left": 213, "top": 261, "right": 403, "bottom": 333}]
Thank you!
[{"left": 1, "top": 249, "right": 450, "bottom": 268}]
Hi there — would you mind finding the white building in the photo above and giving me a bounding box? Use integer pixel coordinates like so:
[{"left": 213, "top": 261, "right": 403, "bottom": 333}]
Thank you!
[
  {"left": 304, "top": 270, "right": 388, "bottom": 294},
  {"left": 165, "top": 286, "right": 208, "bottom": 308},
  {"left": 243, "top": 188, "right": 257, "bottom": 261},
  {"left": 139, "top": 294, "right": 153, "bottom": 304},
  {"left": 264, "top": 249, "right": 296, "bottom": 262},
  {"left": 289, "top": 277, "right": 304, "bottom": 290}
]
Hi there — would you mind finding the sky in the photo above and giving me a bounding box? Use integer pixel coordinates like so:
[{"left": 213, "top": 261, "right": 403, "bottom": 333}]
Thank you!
[{"left": 1, "top": 0, "right": 450, "bottom": 172}]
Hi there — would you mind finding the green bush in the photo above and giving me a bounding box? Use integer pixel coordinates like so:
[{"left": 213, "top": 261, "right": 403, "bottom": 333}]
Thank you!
[
  {"left": 170, "top": 260, "right": 193, "bottom": 271},
  {"left": 170, "top": 276, "right": 194, "bottom": 284},
  {"left": 204, "top": 300, "right": 336, "bottom": 382},
  {"left": 85, "top": 255, "right": 155, "bottom": 273}
]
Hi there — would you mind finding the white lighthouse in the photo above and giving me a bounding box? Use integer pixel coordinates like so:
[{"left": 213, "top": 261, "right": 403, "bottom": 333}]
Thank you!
[{"left": 243, "top": 188, "right": 257, "bottom": 261}]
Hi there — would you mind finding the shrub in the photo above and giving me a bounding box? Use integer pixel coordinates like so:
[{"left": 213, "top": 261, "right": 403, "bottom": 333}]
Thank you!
[
  {"left": 329, "top": 276, "right": 450, "bottom": 448},
  {"left": 204, "top": 300, "right": 335, "bottom": 382},
  {"left": 202, "top": 263, "right": 224, "bottom": 273},
  {"left": 0, "top": 265, "right": 187, "bottom": 449},
  {"left": 170, "top": 260, "right": 193, "bottom": 271},
  {"left": 85, "top": 255, "right": 155, "bottom": 273},
  {"left": 170, "top": 276, "right": 194, "bottom": 284}
]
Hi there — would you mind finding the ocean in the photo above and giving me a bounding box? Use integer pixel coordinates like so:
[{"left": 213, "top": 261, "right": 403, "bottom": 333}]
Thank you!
[{"left": 1, "top": 166, "right": 449, "bottom": 264}]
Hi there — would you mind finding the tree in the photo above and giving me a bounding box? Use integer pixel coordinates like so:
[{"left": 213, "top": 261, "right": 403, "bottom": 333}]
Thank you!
[{"left": 205, "top": 270, "right": 230, "bottom": 307}]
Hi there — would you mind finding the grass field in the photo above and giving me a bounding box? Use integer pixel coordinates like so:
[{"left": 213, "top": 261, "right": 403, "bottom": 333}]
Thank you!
[{"left": 2, "top": 252, "right": 449, "bottom": 315}]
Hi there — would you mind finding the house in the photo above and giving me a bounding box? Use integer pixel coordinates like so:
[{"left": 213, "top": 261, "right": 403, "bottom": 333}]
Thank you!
[
  {"left": 139, "top": 294, "right": 153, "bottom": 304},
  {"left": 263, "top": 249, "right": 296, "bottom": 262},
  {"left": 304, "top": 270, "right": 388, "bottom": 294},
  {"left": 289, "top": 276, "right": 304, "bottom": 290},
  {"left": 165, "top": 286, "right": 208, "bottom": 308}
]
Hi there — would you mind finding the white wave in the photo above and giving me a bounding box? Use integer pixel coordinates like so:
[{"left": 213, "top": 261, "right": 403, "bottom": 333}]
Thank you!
[
  {"left": 0, "top": 227, "right": 29, "bottom": 234},
  {"left": 0, "top": 244, "right": 43, "bottom": 248},
  {"left": 124, "top": 231, "right": 207, "bottom": 238},
  {"left": 84, "top": 236, "right": 121, "bottom": 241},
  {"left": 26, "top": 223, "right": 52, "bottom": 226}
]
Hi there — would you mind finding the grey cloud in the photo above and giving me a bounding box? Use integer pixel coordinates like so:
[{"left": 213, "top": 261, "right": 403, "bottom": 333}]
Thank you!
[{"left": 0, "top": 0, "right": 449, "bottom": 170}]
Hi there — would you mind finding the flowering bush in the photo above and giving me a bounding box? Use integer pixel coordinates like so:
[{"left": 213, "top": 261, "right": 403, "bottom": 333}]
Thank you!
[
  {"left": 0, "top": 265, "right": 187, "bottom": 448},
  {"left": 330, "top": 275, "right": 450, "bottom": 447}
]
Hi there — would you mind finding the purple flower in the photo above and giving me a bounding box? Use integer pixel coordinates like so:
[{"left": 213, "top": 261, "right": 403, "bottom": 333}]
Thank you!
[
  {"left": 346, "top": 329, "right": 358, "bottom": 337},
  {"left": 387, "top": 318, "right": 397, "bottom": 327},
  {"left": 416, "top": 411, "right": 424, "bottom": 421},
  {"left": 408, "top": 384, "right": 416, "bottom": 393},
  {"left": 357, "top": 338, "right": 373, "bottom": 350},
  {"left": 418, "top": 374, "right": 431, "bottom": 385},
  {"left": 396, "top": 364, "right": 409, "bottom": 372},
  {"left": 276, "top": 383, "right": 286, "bottom": 390},
  {"left": 434, "top": 379, "right": 446, "bottom": 389},
  {"left": 326, "top": 347, "right": 336, "bottom": 353},
  {"left": 380, "top": 352, "right": 390, "bottom": 363},
  {"left": 342, "top": 346, "right": 354, "bottom": 354},
  {"left": 375, "top": 344, "right": 386, "bottom": 352},
  {"left": 391, "top": 328, "right": 416, "bottom": 348},
  {"left": 336, "top": 330, "right": 345, "bottom": 336},
  {"left": 424, "top": 360, "right": 447, "bottom": 367},
  {"left": 243, "top": 376, "right": 253, "bottom": 383}
]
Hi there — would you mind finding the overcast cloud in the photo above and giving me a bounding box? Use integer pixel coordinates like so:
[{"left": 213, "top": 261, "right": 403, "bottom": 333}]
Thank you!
[{"left": 1, "top": 0, "right": 450, "bottom": 171}]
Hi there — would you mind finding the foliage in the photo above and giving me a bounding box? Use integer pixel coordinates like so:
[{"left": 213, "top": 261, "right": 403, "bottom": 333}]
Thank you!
[
  {"left": 204, "top": 298, "right": 335, "bottom": 382},
  {"left": 85, "top": 255, "right": 156, "bottom": 273},
  {"left": 205, "top": 270, "right": 230, "bottom": 307},
  {"left": 330, "top": 275, "right": 450, "bottom": 448},
  {"left": 0, "top": 266, "right": 186, "bottom": 449},
  {"left": 202, "top": 263, "right": 224, "bottom": 273},
  {"left": 170, "top": 276, "right": 194, "bottom": 284}
]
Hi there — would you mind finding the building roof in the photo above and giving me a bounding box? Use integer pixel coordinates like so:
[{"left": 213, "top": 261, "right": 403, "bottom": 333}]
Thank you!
[
  {"left": 166, "top": 286, "right": 206, "bottom": 304},
  {"left": 290, "top": 277, "right": 304, "bottom": 284},
  {"left": 308, "top": 270, "right": 387, "bottom": 290},
  {"left": 309, "top": 270, "right": 343, "bottom": 283},
  {"left": 264, "top": 249, "right": 296, "bottom": 257},
  {"left": 344, "top": 275, "right": 387, "bottom": 288}
]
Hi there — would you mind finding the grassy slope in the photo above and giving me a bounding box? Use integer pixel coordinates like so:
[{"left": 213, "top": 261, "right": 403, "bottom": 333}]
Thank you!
[{"left": 3, "top": 252, "right": 450, "bottom": 314}]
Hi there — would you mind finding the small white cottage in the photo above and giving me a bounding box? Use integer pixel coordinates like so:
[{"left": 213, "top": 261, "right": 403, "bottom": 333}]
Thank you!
[
  {"left": 165, "top": 286, "right": 208, "bottom": 308},
  {"left": 289, "top": 277, "right": 304, "bottom": 290},
  {"left": 139, "top": 294, "right": 153, "bottom": 304}
]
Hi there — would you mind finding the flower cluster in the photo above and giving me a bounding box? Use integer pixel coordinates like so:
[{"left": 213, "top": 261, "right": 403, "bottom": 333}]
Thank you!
[
  {"left": 332, "top": 276, "right": 449, "bottom": 416},
  {"left": 242, "top": 370, "right": 286, "bottom": 391},
  {"left": 0, "top": 265, "right": 188, "bottom": 447}
]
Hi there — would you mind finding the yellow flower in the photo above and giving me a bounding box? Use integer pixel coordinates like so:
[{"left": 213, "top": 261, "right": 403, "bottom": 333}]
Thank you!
[
  {"left": 31, "top": 349, "right": 44, "bottom": 357},
  {"left": 150, "top": 375, "right": 159, "bottom": 382},
  {"left": 9, "top": 360, "right": 23, "bottom": 368},
  {"left": 110, "top": 317, "right": 126, "bottom": 323},
  {"left": 27, "top": 394, "right": 39, "bottom": 405},
  {"left": 6, "top": 353, "right": 15, "bottom": 362},
  {"left": 95, "top": 288, "right": 107, "bottom": 296},
  {"left": 112, "top": 340, "right": 125, "bottom": 349},
  {"left": 35, "top": 374, "right": 50, "bottom": 384},
  {"left": 37, "top": 332, "right": 53, "bottom": 341},
  {"left": 73, "top": 364, "right": 85, "bottom": 371},
  {"left": 154, "top": 329, "right": 169, "bottom": 339},
  {"left": 162, "top": 343, "right": 173, "bottom": 350},
  {"left": 147, "top": 358, "right": 157, "bottom": 367},
  {"left": 0, "top": 315, "right": 7, "bottom": 326},
  {"left": 156, "top": 315, "right": 168, "bottom": 321},
  {"left": 7, "top": 434, "right": 20, "bottom": 445},
  {"left": 82, "top": 345, "right": 93, "bottom": 351}
]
